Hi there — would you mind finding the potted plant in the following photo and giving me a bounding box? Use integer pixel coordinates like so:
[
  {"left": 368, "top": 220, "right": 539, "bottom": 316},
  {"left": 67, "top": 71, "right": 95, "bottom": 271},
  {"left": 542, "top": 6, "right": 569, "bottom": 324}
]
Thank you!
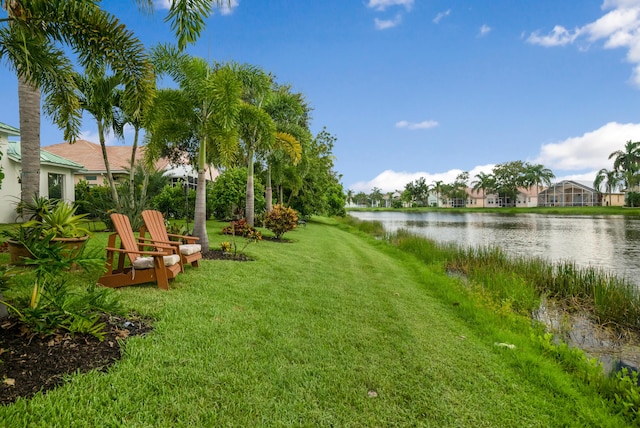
[{"left": 4, "top": 198, "right": 92, "bottom": 265}]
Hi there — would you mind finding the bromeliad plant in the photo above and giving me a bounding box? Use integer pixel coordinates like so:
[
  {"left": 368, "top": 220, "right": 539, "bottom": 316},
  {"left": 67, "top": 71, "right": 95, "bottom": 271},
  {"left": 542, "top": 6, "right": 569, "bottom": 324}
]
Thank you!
[
  {"left": 5, "top": 198, "right": 92, "bottom": 241},
  {"left": 24, "top": 199, "right": 92, "bottom": 239}
]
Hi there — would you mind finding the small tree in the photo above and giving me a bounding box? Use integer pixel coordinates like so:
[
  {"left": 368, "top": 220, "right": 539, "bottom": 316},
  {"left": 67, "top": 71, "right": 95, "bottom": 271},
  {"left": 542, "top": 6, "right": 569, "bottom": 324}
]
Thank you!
[
  {"left": 264, "top": 204, "right": 298, "bottom": 240},
  {"left": 209, "top": 167, "right": 265, "bottom": 220}
]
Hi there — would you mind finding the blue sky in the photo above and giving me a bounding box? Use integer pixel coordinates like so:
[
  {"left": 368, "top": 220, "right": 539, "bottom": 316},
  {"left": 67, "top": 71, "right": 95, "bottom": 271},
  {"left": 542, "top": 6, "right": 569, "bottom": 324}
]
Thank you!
[{"left": 2, "top": 0, "right": 640, "bottom": 193}]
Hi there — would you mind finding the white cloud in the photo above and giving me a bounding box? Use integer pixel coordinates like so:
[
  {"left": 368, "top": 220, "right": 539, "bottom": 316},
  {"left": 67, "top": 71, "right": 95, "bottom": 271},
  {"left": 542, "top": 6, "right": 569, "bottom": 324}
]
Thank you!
[
  {"left": 154, "top": 0, "right": 238, "bottom": 15},
  {"left": 527, "top": 25, "right": 580, "bottom": 47},
  {"left": 368, "top": 0, "right": 412, "bottom": 29},
  {"left": 527, "top": 1, "right": 640, "bottom": 86},
  {"left": 154, "top": 0, "right": 171, "bottom": 10},
  {"left": 79, "top": 124, "right": 137, "bottom": 146},
  {"left": 395, "top": 119, "right": 439, "bottom": 130},
  {"left": 375, "top": 15, "right": 403, "bottom": 30},
  {"left": 478, "top": 24, "right": 492, "bottom": 37},
  {"left": 220, "top": 0, "right": 239, "bottom": 15},
  {"left": 433, "top": 9, "right": 451, "bottom": 24},
  {"left": 534, "top": 121, "right": 640, "bottom": 170},
  {"left": 367, "top": 0, "right": 414, "bottom": 12},
  {"left": 349, "top": 165, "right": 496, "bottom": 193}
]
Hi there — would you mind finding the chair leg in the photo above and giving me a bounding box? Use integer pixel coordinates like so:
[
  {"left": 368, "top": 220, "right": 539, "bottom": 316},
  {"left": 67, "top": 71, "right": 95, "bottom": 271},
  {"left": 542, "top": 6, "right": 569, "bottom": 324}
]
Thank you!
[{"left": 154, "top": 257, "right": 170, "bottom": 290}]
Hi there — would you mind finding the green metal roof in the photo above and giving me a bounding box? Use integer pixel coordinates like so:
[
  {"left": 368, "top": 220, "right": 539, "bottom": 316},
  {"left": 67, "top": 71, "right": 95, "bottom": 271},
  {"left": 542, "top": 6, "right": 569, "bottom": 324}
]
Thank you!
[
  {"left": 0, "top": 122, "right": 20, "bottom": 136},
  {"left": 8, "top": 141, "right": 86, "bottom": 171}
]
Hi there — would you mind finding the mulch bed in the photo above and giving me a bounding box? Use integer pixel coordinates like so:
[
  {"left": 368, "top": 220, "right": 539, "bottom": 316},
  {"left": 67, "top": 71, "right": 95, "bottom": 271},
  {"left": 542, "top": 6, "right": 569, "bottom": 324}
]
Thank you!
[
  {"left": 0, "top": 314, "right": 153, "bottom": 405},
  {"left": 201, "top": 249, "right": 254, "bottom": 261}
]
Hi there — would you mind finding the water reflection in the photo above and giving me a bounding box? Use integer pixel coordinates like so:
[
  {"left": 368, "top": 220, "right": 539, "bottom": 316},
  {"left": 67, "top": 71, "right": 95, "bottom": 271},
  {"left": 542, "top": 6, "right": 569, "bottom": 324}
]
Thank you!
[{"left": 350, "top": 211, "right": 640, "bottom": 285}]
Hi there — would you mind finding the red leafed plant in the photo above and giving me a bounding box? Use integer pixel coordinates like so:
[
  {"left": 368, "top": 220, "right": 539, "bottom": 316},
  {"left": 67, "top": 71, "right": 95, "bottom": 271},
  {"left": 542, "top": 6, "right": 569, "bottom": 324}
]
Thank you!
[{"left": 264, "top": 205, "right": 298, "bottom": 240}]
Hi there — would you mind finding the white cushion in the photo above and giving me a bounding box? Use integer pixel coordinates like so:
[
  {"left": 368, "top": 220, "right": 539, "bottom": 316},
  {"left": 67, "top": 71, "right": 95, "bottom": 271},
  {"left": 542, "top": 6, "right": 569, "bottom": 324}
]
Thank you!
[
  {"left": 179, "top": 244, "right": 201, "bottom": 256},
  {"left": 132, "top": 257, "right": 154, "bottom": 269},
  {"left": 163, "top": 254, "right": 181, "bottom": 266},
  {"left": 132, "top": 254, "right": 181, "bottom": 269}
]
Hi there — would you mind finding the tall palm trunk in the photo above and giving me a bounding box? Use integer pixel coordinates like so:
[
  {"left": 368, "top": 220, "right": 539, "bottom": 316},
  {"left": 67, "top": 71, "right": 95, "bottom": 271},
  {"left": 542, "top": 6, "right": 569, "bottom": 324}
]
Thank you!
[
  {"left": 18, "top": 77, "right": 41, "bottom": 211},
  {"left": 193, "top": 169, "right": 209, "bottom": 250},
  {"left": 265, "top": 164, "right": 273, "bottom": 212},
  {"left": 245, "top": 148, "right": 255, "bottom": 226},
  {"left": 193, "top": 135, "right": 209, "bottom": 251},
  {"left": 97, "top": 121, "right": 120, "bottom": 207},
  {"left": 129, "top": 126, "right": 140, "bottom": 208}
]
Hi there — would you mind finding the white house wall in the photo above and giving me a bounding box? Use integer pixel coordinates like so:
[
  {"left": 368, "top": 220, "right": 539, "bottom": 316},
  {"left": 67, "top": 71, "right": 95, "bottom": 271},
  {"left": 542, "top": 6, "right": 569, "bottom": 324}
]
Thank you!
[
  {"left": 0, "top": 136, "right": 21, "bottom": 223},
  {"left": 0, "top": 135, "right": 78, "bottom": 224}
]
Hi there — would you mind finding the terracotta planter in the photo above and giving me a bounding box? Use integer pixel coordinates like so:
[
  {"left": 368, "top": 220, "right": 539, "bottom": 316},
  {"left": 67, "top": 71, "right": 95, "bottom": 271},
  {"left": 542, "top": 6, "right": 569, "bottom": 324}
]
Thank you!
[
  {"left": 7, "top": 240, "right": 32, "bottom": 265},
  {"left": 7, "top": 236, "right": 89, "bottom": 266}
]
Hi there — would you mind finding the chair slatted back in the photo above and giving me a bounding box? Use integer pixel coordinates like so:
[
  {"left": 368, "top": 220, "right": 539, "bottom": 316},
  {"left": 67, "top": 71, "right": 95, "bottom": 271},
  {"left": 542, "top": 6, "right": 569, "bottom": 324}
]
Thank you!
[
  {"left": 142, "top": 210, "right": 171, "bottom": 242},
  {"left": 110, "top": 213, "right": 142, "bottom": 264}
]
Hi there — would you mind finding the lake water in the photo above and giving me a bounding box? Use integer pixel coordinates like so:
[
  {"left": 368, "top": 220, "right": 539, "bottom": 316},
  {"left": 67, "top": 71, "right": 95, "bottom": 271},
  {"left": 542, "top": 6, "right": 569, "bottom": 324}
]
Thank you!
[{"left": 349, "top": 211, "right": 640, "bottom": 285}]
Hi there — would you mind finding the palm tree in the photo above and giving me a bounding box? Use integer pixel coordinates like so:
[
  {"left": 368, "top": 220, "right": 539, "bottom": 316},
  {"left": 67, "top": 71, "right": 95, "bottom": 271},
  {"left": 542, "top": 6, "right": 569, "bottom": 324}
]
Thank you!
[
  {"left": 385, "top": 191, "right": 395, "bottom": 208},
  {"left": 471, "top": 172, "right": 495, "bottom": 208},
  {"left": 0, "top": 1, "right": 154, "bottom": 207},
  {"left": 147, "top": 47, "right": 243, "bottom": 251},
  {"left": 370, "top": 187, "right": 383, "bottom": 207},
  {"left": 523, "top": 163, "right": 555, "bottom": 197},
  {"left": 69, "top": 71, "right": 126, "bottom": 207},
  {"left": 609, "top": 140, "right": 640, "bottom": 190},
  {"left": 346, "top": 189, "right": 354, "bottom": 206},
  {"left": 263, "top": 86, "right": 307, "bottom": 212},
  {"left": 1, "top": 0, "right": 231, "bottom": 207},
  {"left": 594, "top": 168, "right": 623, "bottom": 206},
  {"left": 432, "top": 180, "right": 444, "bottom": 207},
  {"left": 45, "top": 67, "right": 155, "bottom": 212},
  {"left": 233, "top": 64, "right": 279, "bottom": 226}
]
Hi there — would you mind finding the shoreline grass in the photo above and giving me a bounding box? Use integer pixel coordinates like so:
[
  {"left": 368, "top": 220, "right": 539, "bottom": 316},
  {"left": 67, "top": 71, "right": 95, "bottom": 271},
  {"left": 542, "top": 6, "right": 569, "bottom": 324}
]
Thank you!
[{"left": 0, "top": 218, "right": 635, "bottom": 426}]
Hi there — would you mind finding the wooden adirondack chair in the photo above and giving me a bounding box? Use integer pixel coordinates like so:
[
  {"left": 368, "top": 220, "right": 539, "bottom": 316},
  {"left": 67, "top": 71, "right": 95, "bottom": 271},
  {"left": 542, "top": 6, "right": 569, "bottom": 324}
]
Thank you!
[
  {"left": 98, "top": 213, "right": 182, "bottom": 290},
  {"left": 140, "top": 209, "right": 202, "bottom": 271}
]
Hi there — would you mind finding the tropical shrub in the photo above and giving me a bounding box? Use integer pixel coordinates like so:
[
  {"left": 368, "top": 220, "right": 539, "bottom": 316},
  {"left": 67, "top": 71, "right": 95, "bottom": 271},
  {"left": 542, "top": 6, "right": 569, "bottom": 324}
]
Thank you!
[
  {"left": 220, "top": 220, "right": 262, "bottom": 257},
  {"left": 209, "top": 167, "right": 265, "bottom": 220},
  {"left": 264, "top": 204, "right": 298, "bottom": 239},
  {"left": 626, "top": 191, "right": 640, "bottom": 208},
  {"left": 153, "top": 184, "right": 196, "bottom": 220},
  {"left": 222, "top": 219, "right": 262, "bottom": 239},
  {"left": 74, "top": 182, "right": 113, "bottom": 226}
]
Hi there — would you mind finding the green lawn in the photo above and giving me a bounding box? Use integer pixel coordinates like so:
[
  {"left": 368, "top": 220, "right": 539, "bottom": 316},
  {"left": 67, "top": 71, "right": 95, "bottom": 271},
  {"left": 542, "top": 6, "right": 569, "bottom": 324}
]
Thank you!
[{"left": 0, "top": 218, "right": 629, "bottom": 426}]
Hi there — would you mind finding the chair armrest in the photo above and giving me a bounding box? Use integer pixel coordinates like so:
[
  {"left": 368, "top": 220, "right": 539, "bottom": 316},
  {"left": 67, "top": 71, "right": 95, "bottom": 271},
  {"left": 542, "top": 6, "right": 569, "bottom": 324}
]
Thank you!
[
  {"left": 135, "top": 239, "right": 180, "bottom": 254},
  {"left": 166, "top": 233, "right": 200, "bottom": 244},
  {"left": 138, "top": 236, "right": 179, "bottom": 246},
  {"left": 105, "top": 247, "right": 169, "bottom": 257}
]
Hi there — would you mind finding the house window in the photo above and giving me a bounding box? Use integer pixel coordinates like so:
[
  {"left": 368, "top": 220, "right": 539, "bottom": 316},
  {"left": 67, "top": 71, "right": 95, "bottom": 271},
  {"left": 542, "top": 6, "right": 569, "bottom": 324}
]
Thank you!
[{"left": 48, "top": 173, "right": 63, "bottom": 199}]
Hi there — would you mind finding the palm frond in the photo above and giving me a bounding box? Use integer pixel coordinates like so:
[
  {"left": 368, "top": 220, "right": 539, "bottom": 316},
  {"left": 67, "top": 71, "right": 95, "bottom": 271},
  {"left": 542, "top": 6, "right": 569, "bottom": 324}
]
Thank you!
[{"left": 274, "top": 132, "right": 302, "bottom": 165}]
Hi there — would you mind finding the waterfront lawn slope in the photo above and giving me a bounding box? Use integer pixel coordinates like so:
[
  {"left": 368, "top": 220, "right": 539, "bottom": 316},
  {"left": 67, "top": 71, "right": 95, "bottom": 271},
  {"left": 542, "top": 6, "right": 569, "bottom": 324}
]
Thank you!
[{"left": 0, "top": 219, "right": 628, "bottom": 426}]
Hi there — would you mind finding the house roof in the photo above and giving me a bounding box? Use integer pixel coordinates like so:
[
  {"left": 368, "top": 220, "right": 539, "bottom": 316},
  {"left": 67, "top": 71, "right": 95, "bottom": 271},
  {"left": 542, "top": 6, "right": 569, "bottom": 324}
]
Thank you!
[
  {"left": 43, "top": 140, "right": 218, "bottom": 179},
  {"left": 539, "top": 180, "right": 596, "bottom": 195},
  {"left": 0, "top": 122, "right": 20, "bottom": 137},
  {"left": 43, "top": 140, "right": 170, "bottom": 174},
  {"left": 8, "top": 142, "right": 85, "bottom": 171}
]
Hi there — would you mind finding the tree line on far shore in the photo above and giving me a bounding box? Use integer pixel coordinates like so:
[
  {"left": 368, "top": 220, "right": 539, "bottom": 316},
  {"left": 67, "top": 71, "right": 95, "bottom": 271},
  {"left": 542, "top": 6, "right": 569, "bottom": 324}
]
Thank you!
[{"left": 348, "top": 142, "right": 640, "bottom": 208}]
